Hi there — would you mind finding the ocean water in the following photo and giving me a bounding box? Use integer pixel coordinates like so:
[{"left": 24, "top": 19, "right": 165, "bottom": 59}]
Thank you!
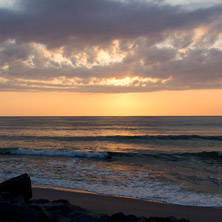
[{"left": 0, "top": 116, "right": 221, "bottom": 207}]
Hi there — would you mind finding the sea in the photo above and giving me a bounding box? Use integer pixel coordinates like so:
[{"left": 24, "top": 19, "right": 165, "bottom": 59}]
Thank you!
[{"left": 0, "top": 116, "right": 221, "bottom": 207}]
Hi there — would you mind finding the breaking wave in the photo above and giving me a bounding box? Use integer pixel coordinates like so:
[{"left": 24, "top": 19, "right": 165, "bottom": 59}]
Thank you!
[
  {"left": 1, "top": 135, "right": 222, "bottom": 142},
  {"left": 0, "top": 148, "right": 221, "bottom": 161},
  {"left": 0, "top": 148, "right": 110, "bottom": 159}
]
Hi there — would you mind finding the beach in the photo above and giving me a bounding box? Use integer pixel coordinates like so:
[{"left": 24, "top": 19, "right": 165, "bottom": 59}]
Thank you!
[{"left": 33, "top": 186, "right": 222, "bottom": 222}]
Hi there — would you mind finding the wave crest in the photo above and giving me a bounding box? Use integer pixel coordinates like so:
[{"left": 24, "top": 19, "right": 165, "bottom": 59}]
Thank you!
[
  {"left": 1, "top": 135, "right": 222, "bottom": 142},
  {"left": 0, "top": 148, "right": 110, "bottom": 159},
  {"left": 0, "top": 148, "right": 221, "bottom": 161}
]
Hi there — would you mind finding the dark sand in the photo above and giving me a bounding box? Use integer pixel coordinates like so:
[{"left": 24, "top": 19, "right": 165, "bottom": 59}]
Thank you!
[{"left": 32, "top": 186, "right": 222, "bottom": 222}]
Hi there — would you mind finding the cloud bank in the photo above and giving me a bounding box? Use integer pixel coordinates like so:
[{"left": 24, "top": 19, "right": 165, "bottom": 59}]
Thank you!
[{"left": 0, "top": 0, "right": 222, "bottom": 92}]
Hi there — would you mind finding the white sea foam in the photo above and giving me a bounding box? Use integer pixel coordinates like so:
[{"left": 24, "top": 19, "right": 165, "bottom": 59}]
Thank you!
[
  {"left": 10, "top": 148, "right": 109, "bottom": 159},
  {"left": 30, "top": 176, "right": 222, "bottom": 207},
  {"left": 1, "top": 162, "right": 222, "bottom": 207}
]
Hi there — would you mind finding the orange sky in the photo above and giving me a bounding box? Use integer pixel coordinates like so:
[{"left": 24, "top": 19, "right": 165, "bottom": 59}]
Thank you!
[{"left": 0, "top": 89, "right": 221, "bottom": 116}]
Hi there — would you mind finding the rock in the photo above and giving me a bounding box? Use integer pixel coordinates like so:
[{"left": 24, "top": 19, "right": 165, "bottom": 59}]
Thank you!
[
  {"left": 138, "top": 216, "right": 150, "bottom": 222},
  {"left": 66, "top": 211, "right": 82, "bottom": 218},
  {"left": 56, "top": 199, "right": 89, "bottom": 216},
  {"left": 65, "top": 212, "right": 96, "bottom": 222},
  {"left": 28, "top": 198, "right": 50, "bottom": 204},
  {"left": 166, "top": 217, "right": 190, "bottom": 222},
  {"left": 110, "top": 212, "right": 127, "bottom": 222},
  {"left": 27, "top": 203, "right": 55, "bottom": 222},
  {"left": 0, "top": 201, "right": 40, "bottom": 222},
  {"left": 0, "top": 173, "right": 32, "bottom": 201},
  {"left": 48, "top": 214, "right": 66, "bottom": 222},
  {"left": 53, "top": 199, "right": 71, "bottom": 204},
  {"left": 70, "top": 203, "right": 89, "bottom": 214},
  {"left": 149, "top": 217, "right": 170, "bottom": 222},
  {"left": 95, "top": 214, "right": 111, "bottom": 222},
  {"left": 0, "top": 191, "right": 18, "bottom": 203},
  {"left": 167, "top": 216, "right": 180, "bottom": 222},
  {"left": 52, "top": 199, "right": 79, "bottom": 212},
  {"left": 42, "top": 201, "right": 73, "bottom": 216},
  {"left": 126, "top": 214, "right": 138, "bottom": 222},
  {"left": 71, "top": 214, "right": 96, "bottom": 222}
]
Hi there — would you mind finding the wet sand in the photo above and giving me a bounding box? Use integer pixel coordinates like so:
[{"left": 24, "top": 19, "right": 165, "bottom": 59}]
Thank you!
[{"left": 32, "top": 186, "right": 222, "bottom": 222}]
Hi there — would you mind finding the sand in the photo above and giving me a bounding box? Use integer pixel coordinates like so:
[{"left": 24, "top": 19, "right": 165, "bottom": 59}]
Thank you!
[{"left": 32, "top": 186, "right": 222, "bottom": 222}]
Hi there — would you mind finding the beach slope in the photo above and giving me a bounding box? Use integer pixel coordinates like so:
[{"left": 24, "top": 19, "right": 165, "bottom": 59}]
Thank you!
[{"left": 33, "top": 187, "right": 222, "bottom": 222}]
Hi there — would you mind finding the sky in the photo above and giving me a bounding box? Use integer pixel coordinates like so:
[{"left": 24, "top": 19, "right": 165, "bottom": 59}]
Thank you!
[{"left": 0, "top": 0, "right": 222, "bottom": 116}]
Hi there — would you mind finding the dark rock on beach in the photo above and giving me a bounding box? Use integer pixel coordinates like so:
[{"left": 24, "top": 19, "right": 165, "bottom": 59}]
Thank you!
[
  {"left": 137, "top": 216, "right": 149, "bottom": 222},
  {"left": 109, "top": 213, "right": 189, "bottom": 222},
  {"left": 0, "top": 191, "right": 18, "bottom": 203},
  {"left": 0, "top": 174, "right": 190, "bottom": 222},
  {"left": 110, "top": 212, "right": 127, "bottom": 222},
  {"left": 0, "top": 173, "right": 32, "bottom": 201},
  {"left": 0, "top": 201, "right": 40, "bottom": 222}
]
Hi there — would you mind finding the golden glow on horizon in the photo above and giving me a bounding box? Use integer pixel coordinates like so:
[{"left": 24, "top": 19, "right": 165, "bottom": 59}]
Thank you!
[
  {"left": 100, "top": 76, "right": 161, "bottom": 86},
  {"left": 0, "top": 89, "right": 221, "bottom": 116},
  {"left": 14, "top": 76, "right": 168, "bottom": 88}
]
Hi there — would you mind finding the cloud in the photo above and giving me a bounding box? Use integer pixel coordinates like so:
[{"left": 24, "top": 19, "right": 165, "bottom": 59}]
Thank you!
[
  {"left": 0, "top": 0, "right": 222, "bottom": 93},
  {"left": 1, "top": 0, "right": 222, "bottom": 47}
]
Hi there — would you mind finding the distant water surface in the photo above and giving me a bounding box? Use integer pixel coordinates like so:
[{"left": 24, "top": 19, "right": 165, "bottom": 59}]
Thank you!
[{"left": 0, "top": 116, "right": 221, "bottom": 207}]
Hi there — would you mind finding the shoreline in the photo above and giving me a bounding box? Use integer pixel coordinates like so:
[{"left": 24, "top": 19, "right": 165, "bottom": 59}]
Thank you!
[
  {"left": 32, "top": 184, "right": 165, "bottom": 204},
  {"left": 32, "top": 183, "right": 222, "bottom": 208},
  {"left": 32, "top": 184, "right": 222, "bottom": 222}
]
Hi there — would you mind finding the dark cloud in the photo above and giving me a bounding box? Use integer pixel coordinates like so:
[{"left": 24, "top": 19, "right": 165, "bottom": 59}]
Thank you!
[
  {"left": 0, "top": 41, "right": 33, "bottom": 66},
  {"left": 0, "top": 0, "right": 222, "bottom": 47}
]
